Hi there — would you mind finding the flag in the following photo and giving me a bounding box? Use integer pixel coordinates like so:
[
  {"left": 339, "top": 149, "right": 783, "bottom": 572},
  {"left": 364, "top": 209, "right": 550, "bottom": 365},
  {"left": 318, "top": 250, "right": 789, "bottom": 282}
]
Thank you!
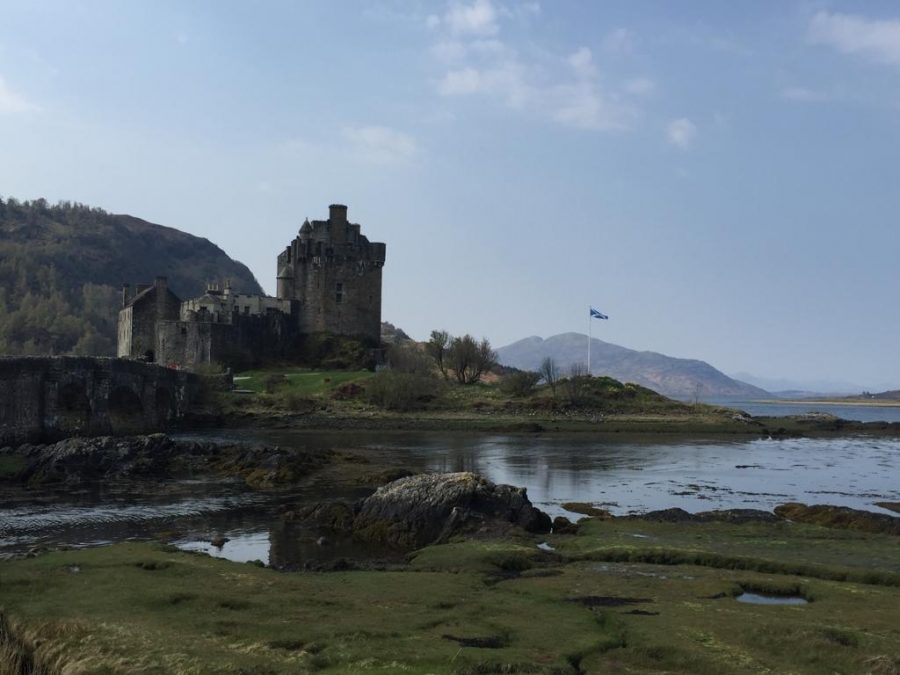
[{"left": 590, "top": 307, "right": 608, "bottom": 320}]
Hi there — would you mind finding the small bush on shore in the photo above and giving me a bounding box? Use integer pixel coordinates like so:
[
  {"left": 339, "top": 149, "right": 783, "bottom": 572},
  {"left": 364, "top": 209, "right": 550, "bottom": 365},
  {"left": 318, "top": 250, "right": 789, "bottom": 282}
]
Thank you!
[
  {"left": 499, "top": 371, "right": 541, "bottom": 398},
  {"left": 364, "top": 371, "right": 441, "bottom": 411}
]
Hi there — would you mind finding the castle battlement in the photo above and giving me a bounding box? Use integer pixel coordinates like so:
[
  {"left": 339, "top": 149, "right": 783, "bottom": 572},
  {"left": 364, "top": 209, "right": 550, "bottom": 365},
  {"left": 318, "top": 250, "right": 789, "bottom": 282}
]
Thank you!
[{"left": 276, "top": 204, "right": 385, "bottom": 342}]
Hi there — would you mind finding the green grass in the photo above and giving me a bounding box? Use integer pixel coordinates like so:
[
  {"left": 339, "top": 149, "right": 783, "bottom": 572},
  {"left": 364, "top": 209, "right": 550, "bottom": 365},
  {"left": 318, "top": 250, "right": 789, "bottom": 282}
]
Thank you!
[
  {"left": 233, "top": 368, "right": 374, "bottom": 396},
  {"left": 2, "top": 520, "right": 900, "bottom": 673}
]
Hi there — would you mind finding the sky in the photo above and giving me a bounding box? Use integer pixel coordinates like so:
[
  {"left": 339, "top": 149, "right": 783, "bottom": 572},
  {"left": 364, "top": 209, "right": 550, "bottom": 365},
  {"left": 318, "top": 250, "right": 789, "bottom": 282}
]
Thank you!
[{"left": 1, "top": 0, "right": 899, "bottom": 390}]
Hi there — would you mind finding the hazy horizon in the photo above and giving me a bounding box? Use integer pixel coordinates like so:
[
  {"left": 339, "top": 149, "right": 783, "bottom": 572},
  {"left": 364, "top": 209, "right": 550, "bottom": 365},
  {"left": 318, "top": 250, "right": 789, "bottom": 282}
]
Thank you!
[{"left": 2, "top": 1, "right": 899, "bottom": 389}]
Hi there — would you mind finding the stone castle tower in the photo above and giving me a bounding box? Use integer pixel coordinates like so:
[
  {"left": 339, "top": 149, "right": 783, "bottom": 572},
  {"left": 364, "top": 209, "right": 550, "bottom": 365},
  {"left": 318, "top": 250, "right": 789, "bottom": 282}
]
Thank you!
[{"left": 276, "top": 204, "right": 386, "bottom": 343}]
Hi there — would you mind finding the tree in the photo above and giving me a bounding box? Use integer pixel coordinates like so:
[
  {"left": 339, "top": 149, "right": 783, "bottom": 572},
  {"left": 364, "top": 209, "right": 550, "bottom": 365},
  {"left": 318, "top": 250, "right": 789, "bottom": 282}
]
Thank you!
[
  {"left": 425, "top": 329, "right": 450, "bottom": 379},
  {"left": 539, "top": 356, "right": 559, "bottom": 396},
  {"left": 447, "top": 334, "right": 497, "bottom": 385}
]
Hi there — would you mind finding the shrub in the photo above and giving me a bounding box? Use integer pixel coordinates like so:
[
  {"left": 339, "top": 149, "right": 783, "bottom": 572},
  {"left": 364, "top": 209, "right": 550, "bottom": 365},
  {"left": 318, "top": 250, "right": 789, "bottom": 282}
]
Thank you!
[
  {"left": 387, "top": 342, "right": 433, "bottom": 375},
  {"left": 364, "top": 371, "right": 441, "bottom": 411},
  {"left": 499, "top": 371, "right": 541, "bottom": 397}
]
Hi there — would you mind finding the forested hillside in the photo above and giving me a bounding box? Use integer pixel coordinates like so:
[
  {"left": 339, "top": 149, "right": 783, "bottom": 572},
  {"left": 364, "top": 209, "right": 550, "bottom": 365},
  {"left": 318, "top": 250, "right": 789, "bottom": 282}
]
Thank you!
[{"left": 0, "top": 197, "right": 263, "bottom": 356}]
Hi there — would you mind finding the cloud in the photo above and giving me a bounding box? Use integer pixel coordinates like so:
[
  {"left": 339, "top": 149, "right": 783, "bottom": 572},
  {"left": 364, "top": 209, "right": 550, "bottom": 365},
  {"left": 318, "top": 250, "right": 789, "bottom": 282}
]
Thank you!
[
  {"left": 0, "top": 77, "right": 39, "bottom": 114},
  {"left": 781, "top": 86, "right": 831, "bottom": 103},
  {"left": 808, "top": 11, "right": 900, "bottom": 67},
  {"left": 430, "top": 9, "right": 638, "bottom": 133},
  {"left": 552, "top": 81, "right": 631, "bottom": 131},
  {"left": 567, "top": 47, "right": 597, "bottom": 79},
  {"left": 666, "top": 118, "right": 696, "bottom": 149},
  {"left": 624, "top": 77, "right": 655, "bottom": 96},
  {"left": 434, "top": 0, "right": 499, "bottom": 37},
  {"left": 602, "top": 28, "right": 635, "bottom": 55},
  {"left": 342, "top": 125, "right": 418, "bottom": 165}
]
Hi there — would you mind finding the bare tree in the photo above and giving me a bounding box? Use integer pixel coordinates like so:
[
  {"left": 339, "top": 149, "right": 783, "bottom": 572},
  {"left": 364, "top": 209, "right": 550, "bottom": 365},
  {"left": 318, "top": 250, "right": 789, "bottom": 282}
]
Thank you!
[
  {"left": 425, "top": 330, "right": 450, "bottom": 379},
  {"left": 539, "top": 356, "right": 559, "bottom": 396},
  {"left": 447, "top": 334, "right": 497, "bottom": 384}
]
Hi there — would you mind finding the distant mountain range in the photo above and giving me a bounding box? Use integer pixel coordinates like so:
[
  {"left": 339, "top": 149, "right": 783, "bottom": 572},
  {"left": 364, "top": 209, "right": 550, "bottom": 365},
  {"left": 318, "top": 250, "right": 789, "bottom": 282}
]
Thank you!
[
  {"left": 728, "top": 372, "right": 867, "bottom": 398},
  {"left": 496, "top": 333, "right": 769, "bottom": 400}
]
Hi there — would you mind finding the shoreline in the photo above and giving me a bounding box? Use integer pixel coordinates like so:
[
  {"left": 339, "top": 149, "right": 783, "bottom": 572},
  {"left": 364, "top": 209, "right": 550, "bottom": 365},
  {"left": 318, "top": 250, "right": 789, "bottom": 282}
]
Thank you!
[
  {"left": 185, "top": 408, "right": 900, "bottom": 438},
  {"left": 754, "top": 398, "right": 900, "bottom": 408}
]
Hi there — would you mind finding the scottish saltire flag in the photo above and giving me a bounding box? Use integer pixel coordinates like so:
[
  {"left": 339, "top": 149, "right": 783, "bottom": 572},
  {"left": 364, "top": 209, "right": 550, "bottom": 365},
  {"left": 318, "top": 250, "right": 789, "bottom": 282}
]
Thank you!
[{"left": 590, "top": 307, "right": 608, "bottom": 320}]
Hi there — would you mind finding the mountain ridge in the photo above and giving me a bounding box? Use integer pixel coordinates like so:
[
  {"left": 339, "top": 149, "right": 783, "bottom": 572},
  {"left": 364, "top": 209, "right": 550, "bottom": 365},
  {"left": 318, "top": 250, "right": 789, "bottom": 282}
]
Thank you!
[{"left": 497, "top": 332, "right": 769, "bottom": 400}]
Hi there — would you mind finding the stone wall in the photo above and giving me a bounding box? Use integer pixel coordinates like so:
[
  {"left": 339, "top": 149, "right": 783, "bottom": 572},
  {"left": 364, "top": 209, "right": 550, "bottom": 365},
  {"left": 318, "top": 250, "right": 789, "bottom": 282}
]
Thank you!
[
  {"left": 0, "top": 357, "right": 198, "bottom": 444},
  {"left": 157, "top": 309, "right": 299, "bottom": 368}
]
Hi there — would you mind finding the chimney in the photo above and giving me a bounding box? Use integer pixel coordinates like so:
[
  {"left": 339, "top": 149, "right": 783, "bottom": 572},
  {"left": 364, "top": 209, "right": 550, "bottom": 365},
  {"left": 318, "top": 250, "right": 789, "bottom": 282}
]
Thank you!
[
  {"left": 329, "top": 204, "right": 348, "bottom": 245},
  {"left": 121, "top": 283, "right": 131, "bottom": 308}
]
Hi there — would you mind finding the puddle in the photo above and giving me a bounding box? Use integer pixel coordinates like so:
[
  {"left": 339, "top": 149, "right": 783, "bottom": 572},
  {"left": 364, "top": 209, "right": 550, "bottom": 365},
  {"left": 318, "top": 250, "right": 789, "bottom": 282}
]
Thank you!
[{"left": 736, "top": 592, "right": 808, "bottom": 605}]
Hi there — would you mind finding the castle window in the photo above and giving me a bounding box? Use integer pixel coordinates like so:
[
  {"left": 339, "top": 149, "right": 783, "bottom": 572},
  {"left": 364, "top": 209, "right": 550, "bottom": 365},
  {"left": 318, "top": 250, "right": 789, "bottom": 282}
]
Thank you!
[{"left": 335, "top": 281, "right": 343, "bottom": 304}]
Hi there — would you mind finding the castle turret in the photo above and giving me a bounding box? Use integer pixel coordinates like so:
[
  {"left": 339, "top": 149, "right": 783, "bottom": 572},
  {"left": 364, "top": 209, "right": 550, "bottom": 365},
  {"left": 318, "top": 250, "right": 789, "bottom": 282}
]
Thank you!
[
  {"left": 276, "top": 264, "right": 294, "bottom": 299},
  {"left": 329, "top": 204, "right": 348, "bottom": 245},
  {"left": 278, "top": 204, "right": 385, "bottom": 343}
]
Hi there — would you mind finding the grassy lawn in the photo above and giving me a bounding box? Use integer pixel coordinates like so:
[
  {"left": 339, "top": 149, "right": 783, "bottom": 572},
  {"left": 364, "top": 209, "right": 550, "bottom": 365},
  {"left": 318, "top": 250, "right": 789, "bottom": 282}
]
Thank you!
[
  {"left": 233, "top": 368, "right": 374, "bottom": 396},
  {"left": 2, "top": 520, "right": 898, "bottom": 673}
]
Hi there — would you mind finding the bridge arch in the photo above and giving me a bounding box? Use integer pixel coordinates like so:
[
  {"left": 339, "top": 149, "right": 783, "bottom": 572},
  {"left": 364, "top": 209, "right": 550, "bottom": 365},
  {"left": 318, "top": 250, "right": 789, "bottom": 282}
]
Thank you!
[
  {"left": 108, "top": 385, "right": 145, "bottom": 434},
  {"left": 154, "top": 387, "right": 174, "bottom": 425},
  {"left": 57, "top": 381, "right": 91, "bottom": 433}
]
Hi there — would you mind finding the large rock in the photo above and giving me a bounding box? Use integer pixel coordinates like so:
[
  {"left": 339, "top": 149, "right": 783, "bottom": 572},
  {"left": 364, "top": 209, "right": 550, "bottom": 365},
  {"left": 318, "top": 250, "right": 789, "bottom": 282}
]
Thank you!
[
  {"left": 10, "top": 434, "right": 183, "bottom": 484},
  {"left": 352, "top": 472, "right": 551, "bottom": 548}
]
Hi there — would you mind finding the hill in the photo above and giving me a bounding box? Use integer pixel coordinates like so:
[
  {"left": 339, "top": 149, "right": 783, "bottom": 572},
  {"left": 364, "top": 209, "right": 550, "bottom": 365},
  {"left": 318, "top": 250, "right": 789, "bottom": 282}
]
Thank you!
[
  {"left": 0, "top": 197, "right": 263, "bottom": 356},
  {"left": 496, "top": 332, "right": 769, "bottom": 400}
]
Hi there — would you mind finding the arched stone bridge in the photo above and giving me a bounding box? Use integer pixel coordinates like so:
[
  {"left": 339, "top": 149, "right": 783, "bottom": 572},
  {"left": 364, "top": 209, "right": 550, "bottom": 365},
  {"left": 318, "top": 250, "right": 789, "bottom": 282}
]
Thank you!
[{"left": 0, "top": 357, "right": 199, "bottom": 444}]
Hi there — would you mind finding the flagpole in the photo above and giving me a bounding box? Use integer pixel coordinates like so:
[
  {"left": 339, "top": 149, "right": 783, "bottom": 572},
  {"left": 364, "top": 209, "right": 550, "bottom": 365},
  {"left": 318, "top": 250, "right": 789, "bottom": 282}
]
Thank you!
[{"left": 588, "top": 310, "right": 592, "bottom": 375}]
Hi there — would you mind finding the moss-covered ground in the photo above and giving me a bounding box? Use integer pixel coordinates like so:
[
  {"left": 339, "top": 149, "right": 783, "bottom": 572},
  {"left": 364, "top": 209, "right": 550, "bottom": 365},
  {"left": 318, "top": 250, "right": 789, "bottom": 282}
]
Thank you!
[{"left": 2, "top": 518, "right": 898, "bottom": 673}]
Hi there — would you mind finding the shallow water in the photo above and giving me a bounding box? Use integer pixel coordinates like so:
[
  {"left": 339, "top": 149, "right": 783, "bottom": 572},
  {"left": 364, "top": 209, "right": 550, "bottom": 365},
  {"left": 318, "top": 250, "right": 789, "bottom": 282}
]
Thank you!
[
  {"left": 709, "top": 399, "right": 900, "bottom": 423},
  {"left": 2, "top": 430, "right": 898, "bottom": 565},
  {"left": 736, "top": 592, "right": 808, "bottom": 606}
]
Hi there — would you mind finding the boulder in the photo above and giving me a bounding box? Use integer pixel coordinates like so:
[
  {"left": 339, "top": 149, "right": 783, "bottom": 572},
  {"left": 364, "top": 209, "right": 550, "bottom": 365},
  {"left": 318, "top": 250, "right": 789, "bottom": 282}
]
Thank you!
[
  {"left": 353, "top": 472, "right": 551, "bottom": 548},
  {"left": 552, "top": 516, "right": 579, "bottom": 534}
]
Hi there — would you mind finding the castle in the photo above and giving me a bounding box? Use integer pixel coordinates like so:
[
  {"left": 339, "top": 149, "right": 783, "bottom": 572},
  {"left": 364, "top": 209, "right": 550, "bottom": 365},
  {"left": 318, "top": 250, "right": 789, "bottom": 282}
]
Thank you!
[{"left": 117, "top": 204, "right": 386, "bottom": 367}]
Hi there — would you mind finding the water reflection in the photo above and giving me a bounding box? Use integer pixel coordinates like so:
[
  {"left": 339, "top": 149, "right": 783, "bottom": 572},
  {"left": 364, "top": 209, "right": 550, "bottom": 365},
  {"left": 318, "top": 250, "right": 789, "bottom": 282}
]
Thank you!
[{"left": 2, "top": 431, "right": 898, "bottom": 564}]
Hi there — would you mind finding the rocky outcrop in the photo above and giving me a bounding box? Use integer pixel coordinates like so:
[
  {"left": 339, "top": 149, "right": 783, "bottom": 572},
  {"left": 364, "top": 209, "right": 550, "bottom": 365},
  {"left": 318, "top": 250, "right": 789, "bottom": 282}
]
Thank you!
[
  {"left": 774, "top": 503, "right": 900, "bottom": 535},
  {"left": 8, "top": 434, "right": 188, "bottom": 484},
  {"left": 1, "top": 434, "right": 327, "bottom": 488},
  {"left": 296, "top": 472, "right": 551, "bottom": 549}
]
